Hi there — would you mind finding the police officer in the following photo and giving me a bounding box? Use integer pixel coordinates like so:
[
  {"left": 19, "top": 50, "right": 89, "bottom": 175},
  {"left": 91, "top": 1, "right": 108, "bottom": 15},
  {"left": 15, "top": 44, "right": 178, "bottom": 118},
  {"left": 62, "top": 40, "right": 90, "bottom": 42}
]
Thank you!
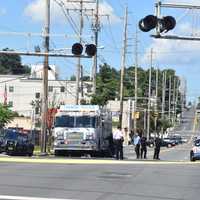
[
  {"left": 113, "top": 126, "right": 124, "bottom": 160},
  {"left": 153, "top": 135, "right": 162, "bottom": 160},
  {"left": 140, "top": 135, "right": 147, "bottom": 159}
]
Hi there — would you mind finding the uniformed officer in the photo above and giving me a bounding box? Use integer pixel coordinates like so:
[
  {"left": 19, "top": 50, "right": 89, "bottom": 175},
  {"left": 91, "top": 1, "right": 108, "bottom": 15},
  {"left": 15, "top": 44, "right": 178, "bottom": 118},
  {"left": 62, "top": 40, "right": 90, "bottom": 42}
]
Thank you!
[
  {"left": 153, "top": 135, "right": 162, "bottom": 160},
  {"left": 113, "top": 126, "right": 124, "bottom": 160}
]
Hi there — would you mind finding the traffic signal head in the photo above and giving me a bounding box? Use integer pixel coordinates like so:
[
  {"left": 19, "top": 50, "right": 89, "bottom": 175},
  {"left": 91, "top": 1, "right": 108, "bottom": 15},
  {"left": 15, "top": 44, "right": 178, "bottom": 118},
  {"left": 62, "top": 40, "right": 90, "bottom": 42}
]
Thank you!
[
  {"left": 138, "top": 15, "right": 158, "bottom": 32},
  {"left": 85, "top": 44, "right": 97, "bottom": 56},
  {"left": 159, "top": 16, "right": 176, "bottom": 33},
  {"left": 139, "top": 15, "right": 176, "bottom": 33},
  {"left": 72, "top": 43, "right": 83, "bottom": 55}
]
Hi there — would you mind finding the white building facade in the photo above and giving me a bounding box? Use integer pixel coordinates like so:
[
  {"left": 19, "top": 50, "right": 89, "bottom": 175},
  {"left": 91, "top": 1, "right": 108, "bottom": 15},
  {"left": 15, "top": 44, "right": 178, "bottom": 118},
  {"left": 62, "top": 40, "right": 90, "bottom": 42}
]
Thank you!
[{"left": 0, "top": 75, "right": 93, "bottom": 117}]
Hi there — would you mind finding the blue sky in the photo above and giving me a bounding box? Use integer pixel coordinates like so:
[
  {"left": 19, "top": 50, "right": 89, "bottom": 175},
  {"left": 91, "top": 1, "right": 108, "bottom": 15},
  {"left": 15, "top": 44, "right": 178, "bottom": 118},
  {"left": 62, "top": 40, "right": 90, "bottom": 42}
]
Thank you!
[{"left": 0, "top": 0, "right": 200, "bottom": 101}]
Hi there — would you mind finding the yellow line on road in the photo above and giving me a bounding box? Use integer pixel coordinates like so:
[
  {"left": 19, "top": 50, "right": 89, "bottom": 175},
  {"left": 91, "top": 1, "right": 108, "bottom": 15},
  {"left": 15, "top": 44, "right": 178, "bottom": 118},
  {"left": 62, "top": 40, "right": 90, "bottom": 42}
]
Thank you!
[{"left": 0, "top": 157, "right": 200, "bottom": 165}]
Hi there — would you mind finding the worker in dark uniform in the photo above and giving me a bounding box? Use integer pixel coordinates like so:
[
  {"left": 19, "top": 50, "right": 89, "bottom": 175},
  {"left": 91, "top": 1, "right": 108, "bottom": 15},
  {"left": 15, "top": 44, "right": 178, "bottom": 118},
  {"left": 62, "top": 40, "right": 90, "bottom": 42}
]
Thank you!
[
  {"left": 153, "top": 135, "right": 162, "bottom": 160},
  {"left": 140, "top": 135, "right": 147, "bottom": 159}
]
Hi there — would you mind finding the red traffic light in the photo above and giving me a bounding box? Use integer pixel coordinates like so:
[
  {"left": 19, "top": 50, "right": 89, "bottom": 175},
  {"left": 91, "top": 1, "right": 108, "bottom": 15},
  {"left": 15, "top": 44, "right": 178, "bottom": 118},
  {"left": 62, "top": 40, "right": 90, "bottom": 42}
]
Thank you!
[
  {"left": 85, "top": 44, "right": 97, "bottom": 56},
  {"left": 72, "top": 43, "right": 83, "bottom": 55},
  {"left": 139, "top": 15, "right": 158, "bottom": 32}
]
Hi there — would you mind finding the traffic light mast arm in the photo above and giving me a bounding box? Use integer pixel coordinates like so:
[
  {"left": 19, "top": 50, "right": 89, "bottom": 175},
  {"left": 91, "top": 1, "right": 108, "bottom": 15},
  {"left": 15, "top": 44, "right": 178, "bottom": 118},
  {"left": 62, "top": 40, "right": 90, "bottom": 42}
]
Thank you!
[
  {"left": 151, "top": 34, "right": 200, "bottom": 41},
  {"left": 0, "top": 50, "right": 92, "bottom": 58},
  {"left": 156, "top": 2, "right": 200, "bottom": 10}
]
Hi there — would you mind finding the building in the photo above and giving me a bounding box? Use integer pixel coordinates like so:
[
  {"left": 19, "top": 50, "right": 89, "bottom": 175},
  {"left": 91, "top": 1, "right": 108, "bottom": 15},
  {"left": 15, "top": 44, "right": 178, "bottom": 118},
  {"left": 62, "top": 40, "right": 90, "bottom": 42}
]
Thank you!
[{"left": 0, "top": 74, "right": 93, "bottom": 117}]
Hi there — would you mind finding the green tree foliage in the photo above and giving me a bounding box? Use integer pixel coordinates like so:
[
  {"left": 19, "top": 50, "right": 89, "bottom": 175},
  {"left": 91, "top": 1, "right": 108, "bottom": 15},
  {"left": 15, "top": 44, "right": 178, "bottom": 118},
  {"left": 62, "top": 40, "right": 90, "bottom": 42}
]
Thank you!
[
  {"left": 91, "top": 63, "right": 119, "bottom": 105},
  {"left": 0, "top": 48, "right": 30, "bottom": 75},
  {"left": 0, "top": 104, "right": 15, "bottom": 128}
]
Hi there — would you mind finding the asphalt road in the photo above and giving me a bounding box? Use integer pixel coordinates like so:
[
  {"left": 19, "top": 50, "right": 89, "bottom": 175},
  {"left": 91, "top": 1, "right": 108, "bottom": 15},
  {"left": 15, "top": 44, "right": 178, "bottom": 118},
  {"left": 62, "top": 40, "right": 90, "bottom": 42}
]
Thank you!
[
  {"left": 0, "top": 160, "right": 199, "bottom": 200},
  {"left": 0, "top": 108, "right": 199, "bottom": 200}
]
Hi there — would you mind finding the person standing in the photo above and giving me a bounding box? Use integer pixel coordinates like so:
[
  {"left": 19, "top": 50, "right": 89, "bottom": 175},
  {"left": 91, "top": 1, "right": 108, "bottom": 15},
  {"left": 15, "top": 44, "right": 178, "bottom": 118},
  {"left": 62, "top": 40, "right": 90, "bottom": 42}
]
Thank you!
[
  {"left": 153, "top": 135, "right": 162, "bottom": 160},
  {"left": 113, "top": 126, "right": 124, "bottom": 160},
  {"left": 140, "top": 135, "right": 147, "bottom": 159},
  {"left": 133, "top": 133, "right": 141, "bottom": 159}
]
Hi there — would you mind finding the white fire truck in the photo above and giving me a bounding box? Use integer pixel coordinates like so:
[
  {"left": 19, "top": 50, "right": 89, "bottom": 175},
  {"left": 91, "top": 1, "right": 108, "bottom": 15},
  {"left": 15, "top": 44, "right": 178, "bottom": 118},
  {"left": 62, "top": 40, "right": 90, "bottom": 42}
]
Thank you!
[{"left": 53, "top": 105, "right": 112, "bottom": 156}]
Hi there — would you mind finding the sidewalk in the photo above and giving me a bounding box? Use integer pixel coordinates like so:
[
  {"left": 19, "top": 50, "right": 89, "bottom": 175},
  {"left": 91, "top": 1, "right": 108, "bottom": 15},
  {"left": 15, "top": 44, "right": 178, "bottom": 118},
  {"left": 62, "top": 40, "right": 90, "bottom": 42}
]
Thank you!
[{"left": 123, "top": 145, "right": 155, "bottom": 160}]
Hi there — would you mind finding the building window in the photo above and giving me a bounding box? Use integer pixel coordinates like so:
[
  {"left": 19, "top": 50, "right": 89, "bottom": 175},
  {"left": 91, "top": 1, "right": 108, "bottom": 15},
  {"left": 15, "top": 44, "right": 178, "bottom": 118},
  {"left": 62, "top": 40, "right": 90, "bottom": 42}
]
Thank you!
[
  {"left": 60, "top": 86, "right": 65, "bottom": 93},
  {"left": 35, "top": 92, "right": 40, "bottom": 99},
  {"left": 48, "top": 86, "right": 53, "bottom": 92},
  {"left": 8, "top": 101, "right": 13, "bottom": 107},
  {"left": 9, "top": 86, "right": 14, "bottom": 92}
]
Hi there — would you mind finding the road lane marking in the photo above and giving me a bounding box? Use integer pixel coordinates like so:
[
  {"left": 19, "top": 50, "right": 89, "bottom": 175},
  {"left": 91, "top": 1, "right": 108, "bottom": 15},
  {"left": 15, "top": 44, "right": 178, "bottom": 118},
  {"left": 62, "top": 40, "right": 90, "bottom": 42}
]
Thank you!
[
  {"left": 0, "top": 157, "right": 200, "bottom": 165},
  {"left": 0, "top": 195, "right": 77, "bottom": 200}
]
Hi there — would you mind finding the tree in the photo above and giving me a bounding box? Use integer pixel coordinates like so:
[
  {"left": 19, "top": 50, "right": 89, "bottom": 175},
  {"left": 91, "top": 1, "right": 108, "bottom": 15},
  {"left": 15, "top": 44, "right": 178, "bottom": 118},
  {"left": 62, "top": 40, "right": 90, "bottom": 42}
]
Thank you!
[
  {"left": 0, "top": 48, "right": 30, "bottom": 75},
  {"left": 0, "top": 104, "right": 15, "bottom": 128},
  {"left": 91, "top": 63, "right": 119, "bottom": 105}
]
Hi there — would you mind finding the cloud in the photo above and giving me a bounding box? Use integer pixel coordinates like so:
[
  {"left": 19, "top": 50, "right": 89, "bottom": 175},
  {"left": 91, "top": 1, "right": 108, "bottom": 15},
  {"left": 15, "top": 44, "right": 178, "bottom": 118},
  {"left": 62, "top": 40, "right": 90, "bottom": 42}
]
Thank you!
[{"left": 24, "top": 0, "right": 120, "bottom": 24}]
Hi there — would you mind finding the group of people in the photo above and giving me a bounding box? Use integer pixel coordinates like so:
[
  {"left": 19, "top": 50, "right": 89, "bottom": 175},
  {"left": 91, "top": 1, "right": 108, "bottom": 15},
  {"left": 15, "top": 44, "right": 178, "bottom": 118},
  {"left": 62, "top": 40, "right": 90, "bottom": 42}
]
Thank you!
[
  {"left": 133, "top": 132, "right": 161, "bottom": 160},
  {"left": 112, "top": 126, "right": 162, "bottom": 160}
]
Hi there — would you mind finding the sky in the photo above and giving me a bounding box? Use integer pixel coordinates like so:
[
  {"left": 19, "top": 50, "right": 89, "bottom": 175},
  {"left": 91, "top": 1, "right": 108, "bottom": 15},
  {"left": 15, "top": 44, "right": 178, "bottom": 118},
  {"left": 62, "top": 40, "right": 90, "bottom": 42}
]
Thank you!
[{"left": 0, "top": 0, "right": 200, "bottom": 102}]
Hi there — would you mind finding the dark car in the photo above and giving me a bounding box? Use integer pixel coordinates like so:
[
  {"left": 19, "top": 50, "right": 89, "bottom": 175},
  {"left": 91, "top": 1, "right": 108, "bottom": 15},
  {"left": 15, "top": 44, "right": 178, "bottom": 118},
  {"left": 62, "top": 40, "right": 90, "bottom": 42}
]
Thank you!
[
  {"left": 0, "top": 135, "right": 4, "bottom": 153},
  {"left": 169, "top": 135, "right": 183, "bottom": 145},
  {"left": 2, "top": 130, "right": 34, "bottom": 156},
  {"left": 161, "top": 137, "right": 176, "bottom": 148}
]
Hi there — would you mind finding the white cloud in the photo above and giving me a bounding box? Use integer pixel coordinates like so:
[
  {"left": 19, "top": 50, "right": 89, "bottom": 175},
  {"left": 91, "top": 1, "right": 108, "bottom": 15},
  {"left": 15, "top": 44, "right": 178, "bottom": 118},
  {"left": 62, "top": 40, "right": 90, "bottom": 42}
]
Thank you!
[{"left": 24, "top": 0, "right": 120, "bottom": 24}]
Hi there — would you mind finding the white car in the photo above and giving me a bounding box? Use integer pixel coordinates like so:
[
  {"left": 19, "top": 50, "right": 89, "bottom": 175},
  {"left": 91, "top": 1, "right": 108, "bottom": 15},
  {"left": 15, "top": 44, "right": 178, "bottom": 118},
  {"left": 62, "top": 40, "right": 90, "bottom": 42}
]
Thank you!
[{"left": 190, "top": 139, "right": 200, "bottom": 161}]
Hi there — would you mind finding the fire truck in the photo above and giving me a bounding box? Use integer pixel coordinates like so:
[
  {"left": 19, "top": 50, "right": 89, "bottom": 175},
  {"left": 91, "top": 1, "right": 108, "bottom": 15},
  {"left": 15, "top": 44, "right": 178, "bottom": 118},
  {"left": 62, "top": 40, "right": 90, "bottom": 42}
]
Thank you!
[{"left": 53, "top": 105, "right": 112, "bottom": 156}]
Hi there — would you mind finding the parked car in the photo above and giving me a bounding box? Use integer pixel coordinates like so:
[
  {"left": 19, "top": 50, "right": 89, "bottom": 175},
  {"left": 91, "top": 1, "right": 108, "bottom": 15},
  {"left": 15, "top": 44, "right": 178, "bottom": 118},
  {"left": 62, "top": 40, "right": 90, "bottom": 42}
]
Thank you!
[
  {"left": 0, "top": 135, "right": 4, "bottom": 153},
  {"left": 169, "top": 135, "right": 183, "bottom": 145},
  {"left": 161, "top": 137, "right": 176, "bottom": 148},
  {"left": 2, "top": 129, "right": 34, "bottom": 156},
  {"left": 190, "top": 139, "right": 200, "bottom": 161}
]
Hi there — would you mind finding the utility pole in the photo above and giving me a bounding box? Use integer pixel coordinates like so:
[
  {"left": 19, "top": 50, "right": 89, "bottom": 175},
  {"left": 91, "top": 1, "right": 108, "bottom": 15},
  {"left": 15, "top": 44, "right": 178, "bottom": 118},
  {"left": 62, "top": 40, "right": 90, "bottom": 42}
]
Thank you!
[
  {"left": 168, "top": 75, "right": 172, "bottom": 121},
  {"left": 75, "top": 0, "right": 84, "bottom": 105},
  {"left": 41, "top": 0, "right": 50, "bottom": 154},
  {"left": 154, "top": 67, "right": 158, "bottom": 133},
  {"left": 134, "top": 27, "right": 139, "bottom": 133},
  {"left": 92, "top": 0, "right": 100, "bottom": 94},
  {"left": 119, "top": 7, "right": 128, "bottom": 128},
  {"left": 172, "top": 77, "right": 176, "bottom": 124},
  {"left": 80, "top": 65, "right": 84, "bottom": 99},
  {"left": 174, "top": 78, "right": 180, "bottom": 122},
  {"left": 147, "top": 48, "right": 153, "bottom": 140},
  {"left": 161, "top": 71, "right": 166, "bottom": 119}
]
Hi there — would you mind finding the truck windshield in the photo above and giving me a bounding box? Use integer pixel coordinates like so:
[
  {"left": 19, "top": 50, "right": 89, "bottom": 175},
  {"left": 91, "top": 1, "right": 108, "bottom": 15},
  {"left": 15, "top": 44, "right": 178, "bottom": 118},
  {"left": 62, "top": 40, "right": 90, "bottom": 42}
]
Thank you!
[
  {"left": 55, "top": 115, "right": 96, "bottom": 128},
  {"left": 76, "top": 116, "right": 96, "bottom": 128},
  {"left": 55, "top": 116, "right": 74, "bottom": 127}
]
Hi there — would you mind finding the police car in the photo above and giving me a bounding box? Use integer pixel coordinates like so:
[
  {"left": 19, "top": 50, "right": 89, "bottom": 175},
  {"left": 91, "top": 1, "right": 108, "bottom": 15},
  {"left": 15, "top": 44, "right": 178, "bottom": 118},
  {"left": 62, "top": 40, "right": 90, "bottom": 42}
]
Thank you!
[{"left": 190, "top": 139, "right": 200, "bottom": 161}]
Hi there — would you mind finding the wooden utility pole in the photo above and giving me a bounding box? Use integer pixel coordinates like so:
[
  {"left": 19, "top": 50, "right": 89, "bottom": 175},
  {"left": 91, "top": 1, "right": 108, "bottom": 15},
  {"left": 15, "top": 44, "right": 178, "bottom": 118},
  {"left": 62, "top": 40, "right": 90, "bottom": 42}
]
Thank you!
[
  {"left": 168, "top": 75, "right": 172, "bottom": 121},
  {"left": 119, "top": 7, "right": 128, "bottom": 128},
  {"left": 75, "top": 0, "right": 84, "bottom": 105},
  {"left": 41, "top": 0, "right": 50, "bottom": 154},
  {"left": 154, "top": 68, "right": 158, "bottom": 133},
  {"left": 92, "top": 0, "right": 100, "bottom": 94},
  {"left": 134, "top": 27, "right": 138, "bottom": 133},
  {"left": 147, "top": 48, "right": 153, "bottom": 140},
  {"left": 161, "top": 71, "right": 166, "bottom": 119},
  {"left": 172, "top": 77, "right": 176, "bottom": 124}
]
